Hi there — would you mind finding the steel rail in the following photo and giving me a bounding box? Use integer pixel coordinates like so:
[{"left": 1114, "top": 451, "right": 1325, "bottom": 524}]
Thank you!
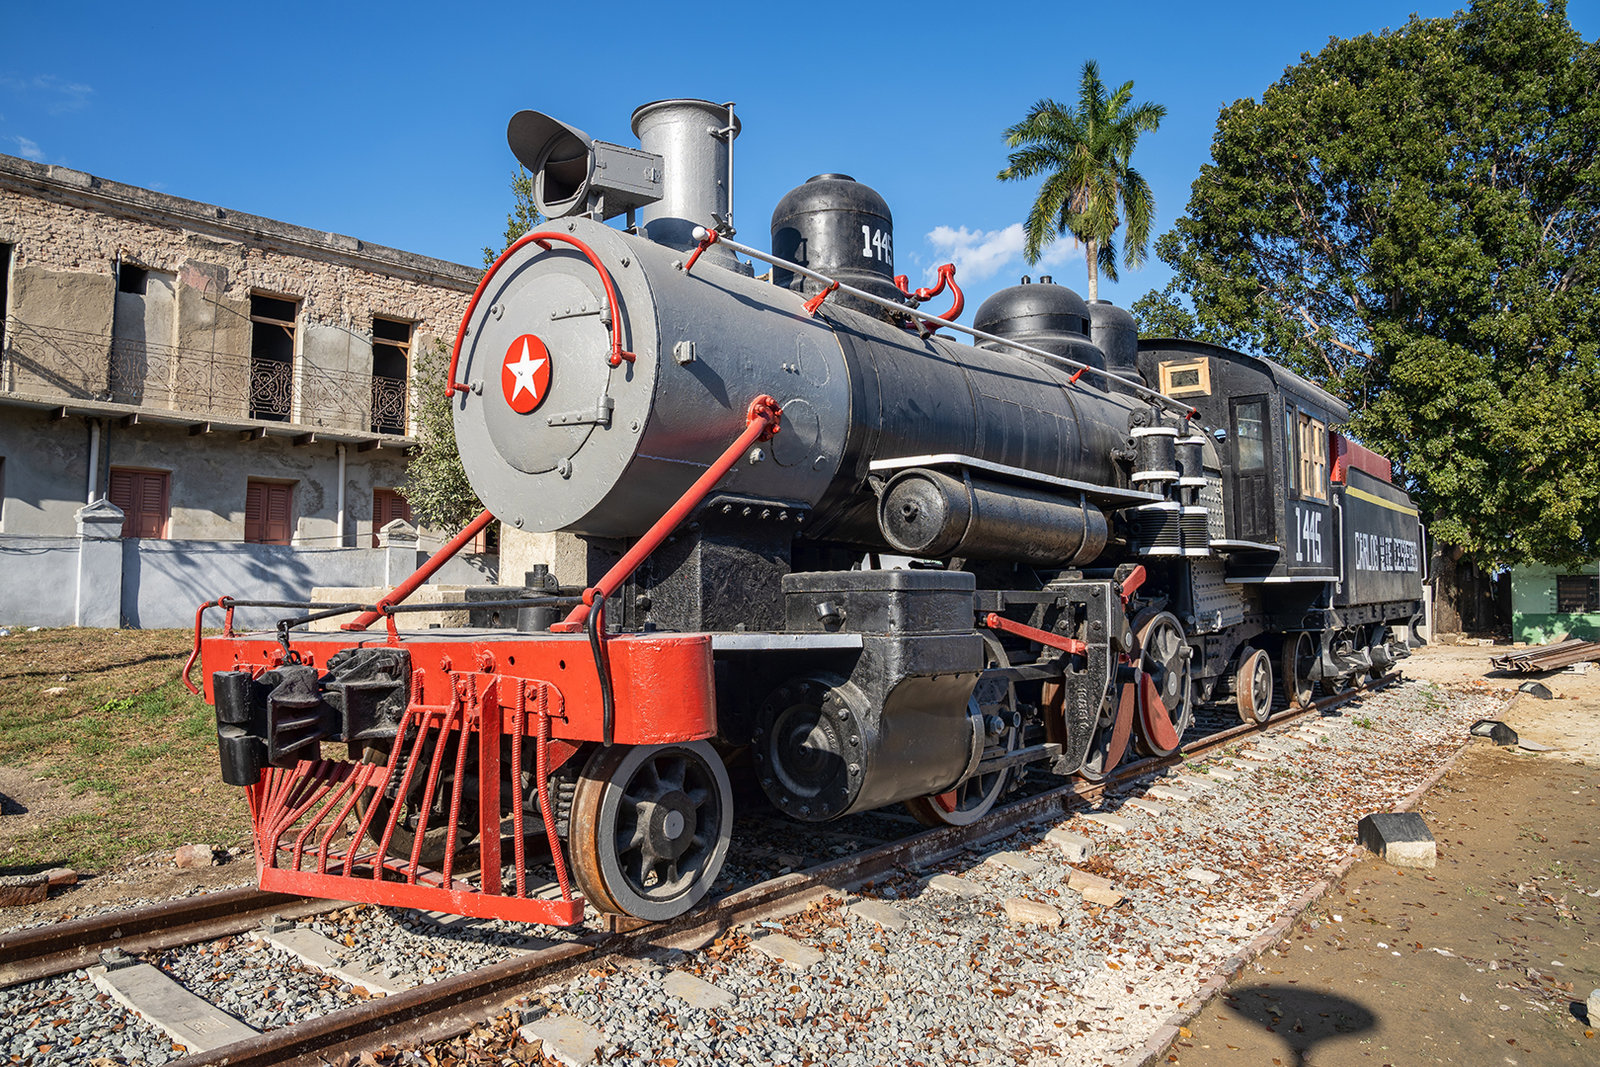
[
  {"left": 169, "top": 672, "right": 1398, "bottom": 1067},
  {"left": 0, "top": 887, "right": 337, "bottom": 989}
]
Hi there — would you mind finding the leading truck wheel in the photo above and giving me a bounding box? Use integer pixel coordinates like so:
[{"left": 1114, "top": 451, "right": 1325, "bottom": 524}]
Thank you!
[{"left": 569, "top": 741, "right": 733, "bottom": 921}]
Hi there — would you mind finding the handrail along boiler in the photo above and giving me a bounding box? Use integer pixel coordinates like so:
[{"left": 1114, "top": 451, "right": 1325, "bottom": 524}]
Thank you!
[{"left": 191, "top": 99, "right": 1426, "bottom": 924}]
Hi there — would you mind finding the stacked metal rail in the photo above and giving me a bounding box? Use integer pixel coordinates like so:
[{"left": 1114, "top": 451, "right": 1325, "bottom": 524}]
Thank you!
[{"left": 1490, "top": 638, "right": 1600, "bottom": 672}]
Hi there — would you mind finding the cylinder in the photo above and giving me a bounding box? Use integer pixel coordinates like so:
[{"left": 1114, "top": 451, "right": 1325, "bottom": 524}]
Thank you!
[
  {"left": 1131, "top": 426, "right": 1179, "bottom": 485},
  {"left": 876, "top": 469, "right": 1108, "bottom": 566},
  {"left": 1130, "top": 501, "right": 1183, "bottom": 557},
  {"left": 631, "top": 99, "right": 739, "bottom": 258},
  {"left": 771, "top": 174, "right": 902, "bottom": 305}
]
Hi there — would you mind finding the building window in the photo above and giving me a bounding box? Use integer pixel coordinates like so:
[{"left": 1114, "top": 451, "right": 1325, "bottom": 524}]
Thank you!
[
  {"left": 245, "top": 480, "right": 294, "bottom": 544},
  {"left": 1294, "top": 411, "right": 1328, "bottom": 501},
  {"left": 108, "top": 467, "right": 171, "bottom": 539},
  {"left": 0, "top": 242, "right": 12, "bottom": 349},
  {"left": 111, "top": 263, "right": 177, "bottom": 403},
  {"left": 118, "top": 264, "right": 149, "bottom": 295},
  {"left": 1556, "top": 575, "right": 1600, "bottom": 613},
  {"left": 249, "top": 294, "right": 299, "bottom": 422},
  {"left": 372, "top": 487, "right": 413, "bottom": 547},
  {"left": 371, "top": 317, "right": 411, "bottom": 436}
]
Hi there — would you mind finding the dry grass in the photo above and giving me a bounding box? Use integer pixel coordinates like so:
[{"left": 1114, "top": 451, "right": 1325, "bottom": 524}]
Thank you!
[{"left": 0, "top": 627, "right": 249, "bottom": 870}]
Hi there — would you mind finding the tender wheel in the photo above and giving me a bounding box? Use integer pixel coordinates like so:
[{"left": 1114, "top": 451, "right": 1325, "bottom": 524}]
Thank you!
[
  {"left": 1281, "top": 632, "right": 1317, "bottom": 709},
  {"left": 569, "top": 741, "right": 733, "bottom": 921},
  {"left": 358, "top": 728, "right": 480, "bottom": 870},
  {"left": 1235, "top": 648, "right": 1273, "bottom": 726},
  {"left": 1133, "top": 610, "right": 1194, "bottom": 757},
  {"left": 906, "top": 637, "right": 1018, "bottom": 827}
]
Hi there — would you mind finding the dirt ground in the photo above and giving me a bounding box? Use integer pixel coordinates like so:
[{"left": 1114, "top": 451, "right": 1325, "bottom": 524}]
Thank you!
[{"left": 1170, "top": 643, "right": 1600, "bottom": 1066}]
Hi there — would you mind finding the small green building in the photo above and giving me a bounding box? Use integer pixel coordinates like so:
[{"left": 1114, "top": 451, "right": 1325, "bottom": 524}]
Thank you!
[{"left": 1510, "top": 562, "right": 1600, "bottom": 644}]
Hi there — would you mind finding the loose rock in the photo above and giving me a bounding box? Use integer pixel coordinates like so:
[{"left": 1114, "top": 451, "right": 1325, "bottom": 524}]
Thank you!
[
  {"left": 0, "top": 873, "right": 49, "bottom": 907},
  {"left": 1002, "top": 897, "right": 1063, "bottom": 929},
  {"left": 1079, "top": 885, "right": 1125, "bottom": 906},
  {"left": 174, "top": 843, "right": 217, "bottom": 868}
]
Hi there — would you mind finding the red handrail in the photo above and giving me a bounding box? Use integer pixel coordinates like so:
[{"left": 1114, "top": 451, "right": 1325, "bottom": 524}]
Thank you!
[
  {"left": 445, "top": 231, "right": 634, "bottom": 398},
  {"left": 341, "top": 510, "right": 496, "bottom": 631}
]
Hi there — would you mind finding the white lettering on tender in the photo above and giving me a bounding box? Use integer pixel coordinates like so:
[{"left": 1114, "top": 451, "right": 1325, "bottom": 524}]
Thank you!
[{"left": 1352, "top": 531, "right": 1420, "bottom": 573}]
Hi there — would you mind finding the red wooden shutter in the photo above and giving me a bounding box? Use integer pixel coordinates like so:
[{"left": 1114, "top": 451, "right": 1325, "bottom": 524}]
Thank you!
[
  {"left": 371, "top": 489, "right": 413, "bottom": 546},
  {"left": 108, "top": 468, "right": 169, "bottom": 539},
  {"left": 245, "top": 481, "right": 293, "bottom": 545},
  {"left": 109, "top": 470, "right": 136, "bottom": 537},
  {"left": 244, "top": 483, "right": 263, "bottom": 543}
]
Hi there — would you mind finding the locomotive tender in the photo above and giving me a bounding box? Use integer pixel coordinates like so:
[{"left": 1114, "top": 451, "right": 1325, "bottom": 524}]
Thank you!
[{"left": 192, "top": 99, "right": 1425, "bottom": 924}]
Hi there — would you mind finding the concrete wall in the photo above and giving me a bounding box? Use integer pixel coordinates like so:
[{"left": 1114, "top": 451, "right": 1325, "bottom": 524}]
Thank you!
[
  {"left": 0, "top": 408, "right": 93, "bottom": 534},
  {"left": 0, "top": 524, "right": 498, "bottom": 630},
  {"left": 1510, "top": 561, "right": 1600, "bottom": 645},
  {"left": 0, "top": 535, "right": 81, "bottom": 626},
  {"left": 122, "top": 539, "right": 497, "bottom": 629}
]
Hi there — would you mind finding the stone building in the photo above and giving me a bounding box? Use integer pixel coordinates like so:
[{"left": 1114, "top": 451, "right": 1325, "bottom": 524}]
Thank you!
[{"left": 0, "top": 151, "right": 479, "bottom": 549}]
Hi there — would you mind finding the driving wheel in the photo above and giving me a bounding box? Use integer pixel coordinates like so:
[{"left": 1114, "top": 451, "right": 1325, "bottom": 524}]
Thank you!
[
  {"left": 1132, "top": 610, "right": 1194, "bottom": 757},
  {"left": 1281, "top": 632, "right": 1317, "bottom": 709}
]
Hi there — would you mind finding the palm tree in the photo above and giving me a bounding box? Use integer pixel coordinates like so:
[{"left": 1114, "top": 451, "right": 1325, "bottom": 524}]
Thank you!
[{"left": 998, "top": 61, "right": 1165, "bottom": 302}]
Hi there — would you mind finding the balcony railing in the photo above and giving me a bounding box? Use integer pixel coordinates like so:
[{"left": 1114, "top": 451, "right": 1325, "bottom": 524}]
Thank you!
[{"left": 1, "top": 320, "right": 409, "bottom": 436}]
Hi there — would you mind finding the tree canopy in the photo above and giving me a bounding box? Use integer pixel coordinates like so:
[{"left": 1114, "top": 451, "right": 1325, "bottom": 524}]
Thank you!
[
  {"left": 998, "top": 61, "right": 1165, "bottom": 301},
  {"left": 1135, "top": 0, "right": 1600, "bottom": 567}
]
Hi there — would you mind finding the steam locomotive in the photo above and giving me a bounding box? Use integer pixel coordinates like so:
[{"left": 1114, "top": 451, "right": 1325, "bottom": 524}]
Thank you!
[{"left": 192, "top": 99, "right": 1426, "bottom": 924}]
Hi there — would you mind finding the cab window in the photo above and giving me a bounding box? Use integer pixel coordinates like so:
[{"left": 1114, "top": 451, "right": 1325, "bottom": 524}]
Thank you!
[{"left": 1295, "top": 411, "right": 1328, "bottom": 501}]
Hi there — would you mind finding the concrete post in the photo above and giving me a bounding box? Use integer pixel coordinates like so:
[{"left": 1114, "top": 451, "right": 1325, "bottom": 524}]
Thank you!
[
  {"left": 75, "top": 499, "right": 125, "bottom": 627},
  {"left": 378, "top": 519, "right": 420, "bottom": 586}
]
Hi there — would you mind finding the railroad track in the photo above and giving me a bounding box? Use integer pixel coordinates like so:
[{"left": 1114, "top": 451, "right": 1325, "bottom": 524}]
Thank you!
[
  {"left": 0, "top": 887, "right": 338, "bottom": 989},
  {"left": 1, "top": 675, "right": 1395, "bottom": 1067}
]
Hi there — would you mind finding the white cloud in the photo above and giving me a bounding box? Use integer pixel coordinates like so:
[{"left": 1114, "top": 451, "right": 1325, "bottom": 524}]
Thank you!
[
  {"left": 924, "top": 223, "right": 1082, "bottom": 285},
  {"left": 0, "top": 74, "right": 93, "bottom": 114},
  {"left": 13, "top": 136, "right": 44, "bottom": 161},
  {"left": 925, "top": 223, "right": 1025, "bottom": 283}
]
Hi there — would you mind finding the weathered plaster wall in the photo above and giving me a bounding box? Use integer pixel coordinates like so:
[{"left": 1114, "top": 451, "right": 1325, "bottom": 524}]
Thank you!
[{"left": 0, "top": 409, "right": 92, "bottom": 534}]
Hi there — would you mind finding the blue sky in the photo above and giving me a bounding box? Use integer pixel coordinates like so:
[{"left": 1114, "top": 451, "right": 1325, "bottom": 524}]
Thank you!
[{"left": 3, "top": 1, "right": 1596, "bottom": 315}]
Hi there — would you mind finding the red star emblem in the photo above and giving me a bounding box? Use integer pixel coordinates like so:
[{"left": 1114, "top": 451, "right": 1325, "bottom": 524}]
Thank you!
[{"left": 501, "top": 335, "right": 552, "bottom": 414}]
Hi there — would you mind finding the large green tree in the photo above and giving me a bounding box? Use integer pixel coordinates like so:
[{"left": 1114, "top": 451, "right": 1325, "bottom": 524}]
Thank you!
[
  {"left": 1137, "top": 0, "right": 1600, "bottom": 568},
  {"left": 404, "top": 172, "right": 541, "bottom": 531},
  {"left": 998, "top": 61, "right": 1165, "bottom": 301}
]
